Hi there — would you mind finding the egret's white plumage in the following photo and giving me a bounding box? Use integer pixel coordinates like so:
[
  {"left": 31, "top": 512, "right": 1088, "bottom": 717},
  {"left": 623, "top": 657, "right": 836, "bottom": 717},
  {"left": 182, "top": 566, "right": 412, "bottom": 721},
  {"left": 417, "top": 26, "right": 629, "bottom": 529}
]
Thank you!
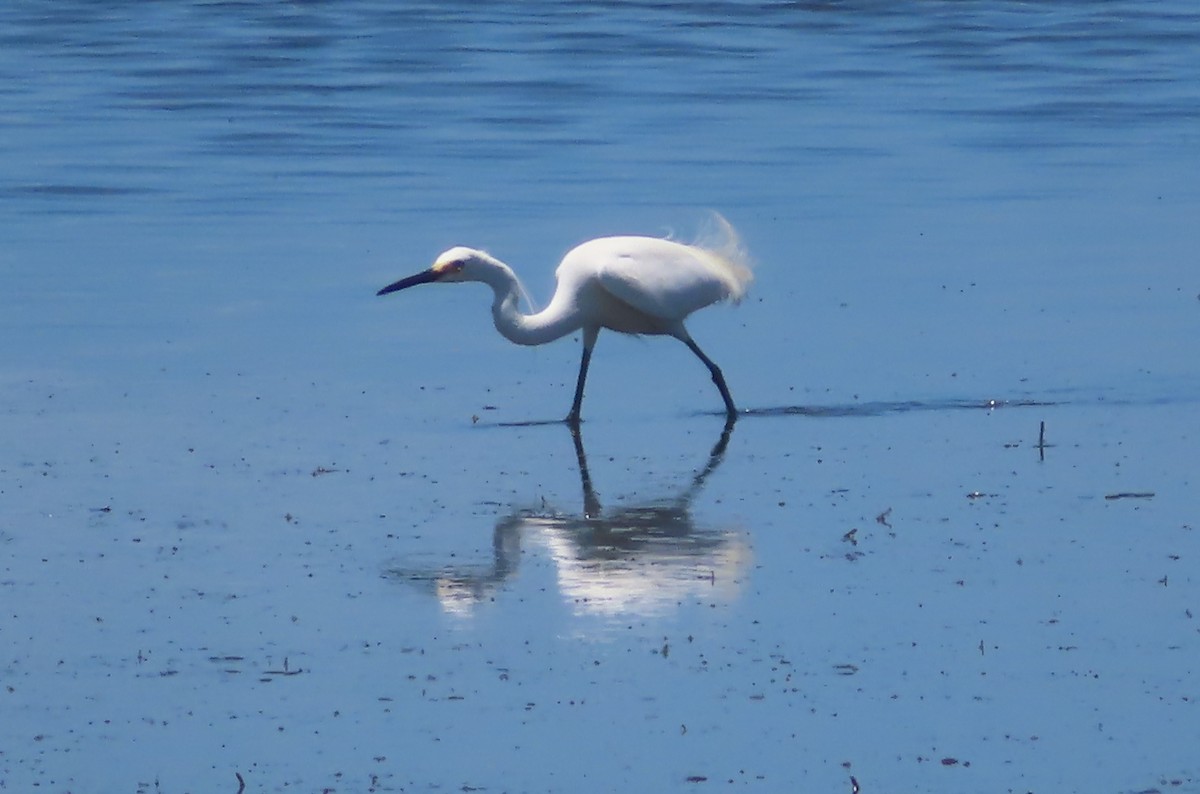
[{"left": 377, "top": 214, "right": 752, "bottom": 423}]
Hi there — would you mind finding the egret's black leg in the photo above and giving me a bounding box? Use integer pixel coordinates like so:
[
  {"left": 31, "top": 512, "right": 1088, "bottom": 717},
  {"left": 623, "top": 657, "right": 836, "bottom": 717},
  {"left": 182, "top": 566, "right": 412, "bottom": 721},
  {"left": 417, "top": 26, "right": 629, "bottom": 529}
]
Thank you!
[
  {"left": 684, "top": 337, "right": 737, "bottom": 420},
  {"left": 566, "top": 329, "right": 598, "bottom": 425}
]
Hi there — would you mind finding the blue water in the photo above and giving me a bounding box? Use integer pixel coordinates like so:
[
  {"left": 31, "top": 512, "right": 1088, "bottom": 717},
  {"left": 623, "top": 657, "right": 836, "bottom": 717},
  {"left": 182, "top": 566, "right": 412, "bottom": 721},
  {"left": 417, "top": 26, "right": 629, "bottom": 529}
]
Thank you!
[
  {"left": 3, "top": 2, "right": 1199, "bottom": 792},
  {"left": 4, "top": 1, "right": 1198, "bottom": 412}
]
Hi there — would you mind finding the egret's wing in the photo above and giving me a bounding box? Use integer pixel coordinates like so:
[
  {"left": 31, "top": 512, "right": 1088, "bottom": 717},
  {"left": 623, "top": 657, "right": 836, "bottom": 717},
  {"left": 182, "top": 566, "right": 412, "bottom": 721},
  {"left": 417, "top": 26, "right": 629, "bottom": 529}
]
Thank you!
[{"left": 590, "top": 237, "right": 733, "bottom": 322}]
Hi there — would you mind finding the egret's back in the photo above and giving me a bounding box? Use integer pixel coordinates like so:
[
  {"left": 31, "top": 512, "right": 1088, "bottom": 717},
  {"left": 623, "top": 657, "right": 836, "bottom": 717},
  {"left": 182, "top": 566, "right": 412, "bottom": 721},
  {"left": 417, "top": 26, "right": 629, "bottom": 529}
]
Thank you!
[{"left": 560, "top": 216, "right": 752, "bottom": 325}]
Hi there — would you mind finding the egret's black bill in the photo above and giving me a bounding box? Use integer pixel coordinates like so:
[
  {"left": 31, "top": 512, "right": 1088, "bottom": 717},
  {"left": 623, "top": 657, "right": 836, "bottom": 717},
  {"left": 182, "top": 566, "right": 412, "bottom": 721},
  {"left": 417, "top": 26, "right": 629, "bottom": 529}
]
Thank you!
[{"left": 377, "top": 269, "right": 438, "bottom": 296}]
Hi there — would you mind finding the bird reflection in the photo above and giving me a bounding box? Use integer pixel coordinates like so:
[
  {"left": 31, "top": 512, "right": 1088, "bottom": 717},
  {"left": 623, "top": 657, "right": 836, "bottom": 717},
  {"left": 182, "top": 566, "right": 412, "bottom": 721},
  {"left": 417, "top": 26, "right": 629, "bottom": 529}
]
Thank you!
[{"left": 385, "top": 420, "right": 750, "bottom": 618}]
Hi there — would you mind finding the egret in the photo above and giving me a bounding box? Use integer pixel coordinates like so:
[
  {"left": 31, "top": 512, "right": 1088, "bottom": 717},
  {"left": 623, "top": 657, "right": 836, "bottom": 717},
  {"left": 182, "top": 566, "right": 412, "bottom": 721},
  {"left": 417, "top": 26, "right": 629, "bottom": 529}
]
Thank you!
[{"left": 376, "top": 214, "right": 752, "bottom": 423}]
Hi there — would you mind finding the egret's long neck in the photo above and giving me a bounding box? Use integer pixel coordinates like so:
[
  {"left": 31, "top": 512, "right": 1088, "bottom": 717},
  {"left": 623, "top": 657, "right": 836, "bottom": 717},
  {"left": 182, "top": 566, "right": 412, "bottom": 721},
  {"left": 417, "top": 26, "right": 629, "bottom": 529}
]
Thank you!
[{"left": 480, "top": 260, "right": 581, "bottom": 347}]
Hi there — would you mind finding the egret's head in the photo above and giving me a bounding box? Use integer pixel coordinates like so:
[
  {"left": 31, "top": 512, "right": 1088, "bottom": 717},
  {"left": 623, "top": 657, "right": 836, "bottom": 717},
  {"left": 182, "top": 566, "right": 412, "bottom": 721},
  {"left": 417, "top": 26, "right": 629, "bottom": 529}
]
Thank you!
[{"left": 376, "top": 246, "right": 493, "bottom": 296}]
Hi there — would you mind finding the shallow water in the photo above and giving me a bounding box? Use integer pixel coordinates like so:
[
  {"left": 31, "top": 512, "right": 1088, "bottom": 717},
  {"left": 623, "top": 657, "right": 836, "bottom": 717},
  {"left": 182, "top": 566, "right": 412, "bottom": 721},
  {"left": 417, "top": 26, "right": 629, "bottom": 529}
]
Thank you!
[{"left": 3, "top": 2, "right": 1199, "bottom": 792}]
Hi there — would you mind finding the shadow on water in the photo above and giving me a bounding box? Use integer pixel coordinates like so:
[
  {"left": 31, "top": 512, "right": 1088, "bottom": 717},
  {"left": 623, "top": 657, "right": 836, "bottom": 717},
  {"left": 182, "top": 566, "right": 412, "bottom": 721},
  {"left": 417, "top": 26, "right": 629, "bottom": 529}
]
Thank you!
[
  {"left": 383, "top": 419, "right": 750, "bottom": 618},
  {"left": 738, "top": 396, "right": 1058, "bottom": 419},
  {"left": 473, "top": 388, "right": 1198, "bottom": 427},
  {"left": 444, "top": 388, "right": 1200, "bottom": 431},
  {"left": 475, "top": 396, "right": 1058, "bottom": 429},
  {"left": 723, "top": 388, "right": 1200, "bottom": 419}
]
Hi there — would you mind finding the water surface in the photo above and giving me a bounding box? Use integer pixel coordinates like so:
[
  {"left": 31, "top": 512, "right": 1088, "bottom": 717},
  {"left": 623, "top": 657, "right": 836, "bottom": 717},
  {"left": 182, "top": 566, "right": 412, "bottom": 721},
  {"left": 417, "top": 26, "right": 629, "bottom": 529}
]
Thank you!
[{"left": 2, "top": 2, "right": 1198, "bottom": 792}]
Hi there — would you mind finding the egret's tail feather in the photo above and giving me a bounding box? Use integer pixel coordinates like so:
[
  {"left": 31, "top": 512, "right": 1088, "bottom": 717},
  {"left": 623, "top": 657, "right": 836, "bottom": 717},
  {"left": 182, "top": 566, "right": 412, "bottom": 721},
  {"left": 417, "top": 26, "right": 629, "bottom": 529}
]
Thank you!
[{"left": 692, "top": 212, "right": 754, "bottom": 303}]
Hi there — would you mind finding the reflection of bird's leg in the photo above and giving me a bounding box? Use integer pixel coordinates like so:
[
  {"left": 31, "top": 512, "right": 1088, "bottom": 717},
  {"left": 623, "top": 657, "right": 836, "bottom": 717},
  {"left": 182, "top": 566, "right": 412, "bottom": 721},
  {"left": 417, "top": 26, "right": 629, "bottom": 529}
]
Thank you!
[
  {"left": 569, "top": 424, "right": 603, "bottom": 519},
  {"left": 682, "top": 335, "right": 737, "bottom": 419},
  {"left": 710, "top": 416, "right": 735, "bottom": 461},
  {"left": 567, "top": 327, "right": 599, "bottom": 426},
  {"left": 680, "top": 417, "right": 735, "bottom": 504}
]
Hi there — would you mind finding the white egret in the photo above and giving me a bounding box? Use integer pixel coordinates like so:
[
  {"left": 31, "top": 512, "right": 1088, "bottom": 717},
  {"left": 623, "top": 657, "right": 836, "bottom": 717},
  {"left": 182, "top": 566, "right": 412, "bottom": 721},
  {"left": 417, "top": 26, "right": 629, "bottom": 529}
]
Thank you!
[{"left": 376, "top": 214, "right": 752, "bottom": 423}]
